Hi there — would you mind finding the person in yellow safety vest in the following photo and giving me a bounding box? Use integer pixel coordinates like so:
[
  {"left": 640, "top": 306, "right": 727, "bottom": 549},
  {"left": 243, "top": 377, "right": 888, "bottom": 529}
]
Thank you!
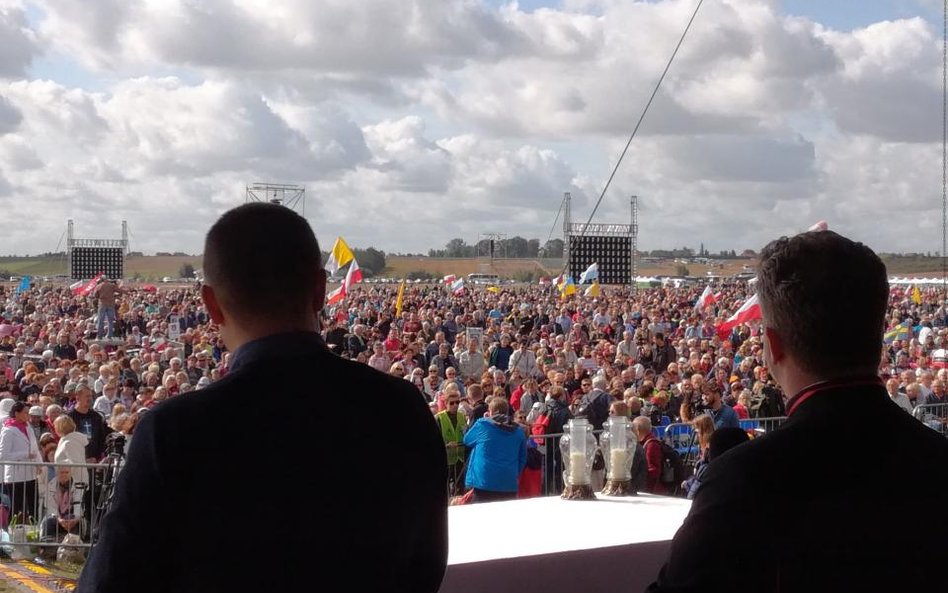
[{"left": 436, "top": 388, "right": 466, "bottom": 496}]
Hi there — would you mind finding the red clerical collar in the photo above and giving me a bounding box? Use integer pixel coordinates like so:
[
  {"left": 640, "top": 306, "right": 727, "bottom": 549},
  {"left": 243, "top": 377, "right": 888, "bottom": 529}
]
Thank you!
[{"left": 786, "top": 376, "right": 883, "bottom": 417}]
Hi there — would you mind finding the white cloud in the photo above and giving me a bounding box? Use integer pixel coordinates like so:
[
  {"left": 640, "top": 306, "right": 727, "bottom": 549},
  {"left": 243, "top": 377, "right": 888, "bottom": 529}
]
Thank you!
[
  {"left": 0, "top": 6, "right": 39, "bottom": 78},
  {"left": 0, "top": 0, "right": 942, "bottom": 257}
]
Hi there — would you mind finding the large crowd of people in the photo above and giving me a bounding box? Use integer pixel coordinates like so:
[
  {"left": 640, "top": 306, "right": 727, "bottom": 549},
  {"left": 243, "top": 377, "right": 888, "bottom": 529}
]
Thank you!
[{"left": 0, "top": 271, "right": 943, "bottom": 514}]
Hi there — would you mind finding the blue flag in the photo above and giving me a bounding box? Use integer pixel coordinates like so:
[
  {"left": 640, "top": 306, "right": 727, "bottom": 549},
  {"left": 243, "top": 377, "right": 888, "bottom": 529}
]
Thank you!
[{"left": 14, "top": 276, "right": 30, "bottom": 295}]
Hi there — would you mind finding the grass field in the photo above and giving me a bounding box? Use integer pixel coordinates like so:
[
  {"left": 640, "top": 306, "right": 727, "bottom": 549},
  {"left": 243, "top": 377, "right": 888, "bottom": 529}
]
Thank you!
[
  {"left": 0, "top": 256, "right": 202, "bottom": 281},
  {"left": 0, "top": 254, "right": 944, "bottom": 282}
]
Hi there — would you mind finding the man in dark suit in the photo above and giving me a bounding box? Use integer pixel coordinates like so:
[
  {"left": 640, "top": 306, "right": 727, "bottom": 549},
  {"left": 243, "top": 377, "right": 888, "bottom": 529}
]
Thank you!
[
  {"left": 78, "top": 203, "right": 448, "bottom": 593},
  {"left": 648, "top": 230, "right": 948, "bottom": 592}
]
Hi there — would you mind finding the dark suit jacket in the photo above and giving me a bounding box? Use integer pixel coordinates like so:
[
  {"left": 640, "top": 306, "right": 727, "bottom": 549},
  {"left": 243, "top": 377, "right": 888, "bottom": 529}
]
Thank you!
[
  {"left": 649, "top": 380, "right": 948, "bottom": 593},
  {"left": 78, "top": 332, "right": 448, "bottom": 593}
]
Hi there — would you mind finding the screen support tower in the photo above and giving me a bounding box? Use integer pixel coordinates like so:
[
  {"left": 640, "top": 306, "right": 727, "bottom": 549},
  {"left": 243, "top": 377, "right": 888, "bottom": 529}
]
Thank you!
[
  {"left": 66, "top": 220, "right": 129, "bottom": 280},
  {"left": 477, "top": 232, "right": 507, "bottom": 273},
  {"left": 246, "top": 183, "right": 305, "bottom": 214},
  {"left": 631, "top": 195, "right": 639, "bottom": 293}
]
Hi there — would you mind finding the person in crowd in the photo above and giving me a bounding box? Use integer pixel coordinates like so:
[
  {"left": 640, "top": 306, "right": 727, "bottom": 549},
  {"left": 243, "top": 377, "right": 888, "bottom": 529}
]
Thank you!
[
  {"left": 466, "top": 384, "right": 488, "bottom": 428},
  {"left": 458, "top": 339, "right": 485, "bottom": 381},
  {"left": 67, "top": 384, "right": 109, "bottom": 462},
  {"left": 435, "top": 390, "right": 466, "bottom": 497},
  {"left": 422, "top": 366, "right": 441, "bottom": 402},
  {"left": 93, "top": 379, "right": 119, "bottom": 420},
  {"left": 27, "top": 405, "right": 46, "bottom": 441},
  {"left": 54, "top": 415, "right": 89, "bottom": 487},
  {"left": 578, "top": 374, "right": 611, "bottom": 431},
  {"left": 367, "top": 342, "right": 391, "bottom": 373},
  {"left": 41, "top": 466, "right": 86, "bottom": 544},
  {"left": 732, "top": 389, "right": 751, "bottom": 419},
  {"left": 886, "top": 377, "right": 914, "bottom": 413},
  {"left": 0, "top": 401, "right": 43, "bottom": 523},
  {"left": 540, "top": 385, "right": 573, "bottom": 494},
  {"left": 462, "top": 398, "right": 527, "bottom": 503},
  {"left": 431, "top": 343, "right": 459, "bottom": 379},
  {"left": 509, "top": 340, "right": 540, "bottom": 379},
  {"left": 609, "top": 401, "right": 647, "bottom": 493},
  {"left": 632, "top": 416, "right": 664, "bottom": 495},
  {"left": 700, "top": 381, "right": 739, "bottom": 429},
  {"left": 489, "top": 335, "right": 514, "bottom": 371},
  {"left": 388, "top": 362, "right": 406, "bottom": 378},
  {"left": 681, "top": 414, "right": 715, "bottom": 498},
  {"left": 79, "top": 202, "right": 448, "bottom": 593},
  {"left": 93, "top": 276, "right": 123, "bottom": 339},
  {"left": 649, "top": 230, "right": 948, "bottom": 592}
]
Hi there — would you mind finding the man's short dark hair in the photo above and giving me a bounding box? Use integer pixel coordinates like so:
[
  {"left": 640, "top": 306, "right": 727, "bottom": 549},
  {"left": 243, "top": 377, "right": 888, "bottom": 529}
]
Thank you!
[
  {"left": 757, "top": 230, "right": 887, "bottom": 378},
  {"left": 203, "top": 203, "right": 321, "bottom": 321}
]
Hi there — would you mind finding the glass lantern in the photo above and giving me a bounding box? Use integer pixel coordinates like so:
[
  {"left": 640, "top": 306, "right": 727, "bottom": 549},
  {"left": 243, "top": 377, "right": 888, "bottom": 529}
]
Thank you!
[
  {"left": 560, "top": 418, "right": 598, "bottom": 500},
  {"left": 600, "top": 415, "right": 638, "bottom": 496}
]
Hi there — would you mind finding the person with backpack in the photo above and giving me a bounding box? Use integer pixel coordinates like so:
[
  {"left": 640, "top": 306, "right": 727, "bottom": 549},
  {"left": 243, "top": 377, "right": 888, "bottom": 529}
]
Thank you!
[
  {"left": 533, "top": 385, "right": 572, "bottom": 495},
  {"left": 577, "top": 374, "right": 611, "bottom": 431},
  {"left": 632, "top": 416, "right": 666, "bottom": 495}
]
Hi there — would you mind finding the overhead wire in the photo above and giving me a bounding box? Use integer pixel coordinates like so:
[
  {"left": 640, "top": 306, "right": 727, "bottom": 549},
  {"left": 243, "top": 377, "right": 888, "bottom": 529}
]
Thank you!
[{"left": 559, "top": 0, "right": 706, "bottom": 279}]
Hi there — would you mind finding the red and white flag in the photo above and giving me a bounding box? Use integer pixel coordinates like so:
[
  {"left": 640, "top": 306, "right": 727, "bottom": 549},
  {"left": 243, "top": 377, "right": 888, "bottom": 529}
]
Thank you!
[
  {"left": 326, "top": 284, "right": 346, "bottom": 305},
  {"left": 716, "top": 294, "right": 761, "bottom": 338},
  {"left": 73, "top": 273, "right": 104, "bottom": 296},
  {"left": 345, "top": 258, "right": 363, "bottom": 289},
  {"left": 695, "top": 285, "right": 716, "bottom": 310},
  {"left": 443, "top": 274, "right": 457, "bottom": 284}
]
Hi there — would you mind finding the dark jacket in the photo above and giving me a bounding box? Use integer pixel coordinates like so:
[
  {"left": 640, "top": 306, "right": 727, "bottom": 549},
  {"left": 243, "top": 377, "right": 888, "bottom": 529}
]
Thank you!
[
  {"left": 648, "top": 380, "right": 948, "bottom": 593},
  {"left": 652, "top": 342, "right": 677, "bottom": 374},
  {"left": 67, "top": 408, "right": 109, "bottom": 461},
  {"left": 578, "top": 388, "right": 611, "bottom": 431},
  {"left": 78, "top": 332, "right": 448, "bottom": 593},
  {"left": 545, "top": 398, "right": 572, "bottom": 436}
]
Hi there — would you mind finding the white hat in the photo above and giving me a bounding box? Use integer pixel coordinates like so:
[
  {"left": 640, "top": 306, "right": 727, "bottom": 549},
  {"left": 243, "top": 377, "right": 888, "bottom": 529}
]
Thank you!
[
  {"left": 0, "top": 399, "right": 14, "bottom": 418},
  {"left": 28, "top": 406, "right": 43, "bottom": 417}
]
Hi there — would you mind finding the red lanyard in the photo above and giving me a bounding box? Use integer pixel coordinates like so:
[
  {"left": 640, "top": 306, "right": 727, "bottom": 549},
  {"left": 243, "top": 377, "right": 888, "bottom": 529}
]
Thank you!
[{"left": 786, "top": 377, "right": 883, "bottom": 417}]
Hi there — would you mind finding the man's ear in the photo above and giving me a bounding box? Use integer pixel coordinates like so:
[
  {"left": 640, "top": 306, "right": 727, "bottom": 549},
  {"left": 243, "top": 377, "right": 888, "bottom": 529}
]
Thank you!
[
  {"left": 201, "top": 284, "right": 226, "bottom": 325},
  {"left": 763, "top": 325, "right": 785, "bottom": 364}
]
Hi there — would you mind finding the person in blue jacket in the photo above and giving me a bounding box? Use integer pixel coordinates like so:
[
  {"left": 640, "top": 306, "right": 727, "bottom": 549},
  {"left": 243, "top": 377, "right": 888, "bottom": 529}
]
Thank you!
[{"left": 463, "top": 397, "right": 526, "bottom": 503}]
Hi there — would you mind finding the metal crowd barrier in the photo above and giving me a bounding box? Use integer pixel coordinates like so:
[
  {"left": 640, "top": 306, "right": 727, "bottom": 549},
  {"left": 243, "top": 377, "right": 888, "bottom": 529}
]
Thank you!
[
  {"left": 446, "top": 415, "right": 793, "bottom": 498},
  {"left": 739, "top": 416, "right": 787, "bottom": 435},
  {"left": 0, "top": 460, "right": 115, "bottom": 561},
  {"left": 913, "top": 403, "right": 948, "bottom": 436}
]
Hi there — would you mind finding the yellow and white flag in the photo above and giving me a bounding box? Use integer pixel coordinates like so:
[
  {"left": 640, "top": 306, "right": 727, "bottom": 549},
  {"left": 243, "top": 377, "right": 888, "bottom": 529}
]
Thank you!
[{"left": 325, "top": 237, "right": 354, "bottom": 275}]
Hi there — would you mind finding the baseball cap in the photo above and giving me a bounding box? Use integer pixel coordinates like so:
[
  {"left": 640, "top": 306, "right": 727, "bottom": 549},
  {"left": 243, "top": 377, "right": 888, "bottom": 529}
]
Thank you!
[{"left": 28, "top": 406, "right": 43, "bottom": 417}]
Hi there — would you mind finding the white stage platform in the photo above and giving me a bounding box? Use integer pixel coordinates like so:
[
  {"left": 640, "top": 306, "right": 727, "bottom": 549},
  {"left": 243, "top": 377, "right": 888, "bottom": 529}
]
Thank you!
[{"left": 440, "top": 493, "right": 692, "bottom": 593}]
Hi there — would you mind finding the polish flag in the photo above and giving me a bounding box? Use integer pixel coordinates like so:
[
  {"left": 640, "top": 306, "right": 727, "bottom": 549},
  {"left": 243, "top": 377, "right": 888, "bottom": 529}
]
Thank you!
[
  {"left": 443, "top": 274, "right": 457, "bottom": 284},
  {"left": 807, "top": 220, "right": 828, "bottom": 232},
  {"left": 73, "top": 273, "right": 104, "bottom": 296},
  {"left": 326, "top": 284, "right": 346, "bottom": 305},
  {"left": 345, "top": 258, "right": 363, "bottom": 289},
  {"left": 716, "top": 294, "right": 761, "bottom": 338},
  {"left": 695, "top": 285, "right": 716, "bottom": 310}
]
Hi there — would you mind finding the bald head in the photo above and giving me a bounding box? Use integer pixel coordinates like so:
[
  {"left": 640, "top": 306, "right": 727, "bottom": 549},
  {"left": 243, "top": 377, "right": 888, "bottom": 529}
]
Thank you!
[{"left": 632, "top": 416, "right": 652, "bottom": 438}]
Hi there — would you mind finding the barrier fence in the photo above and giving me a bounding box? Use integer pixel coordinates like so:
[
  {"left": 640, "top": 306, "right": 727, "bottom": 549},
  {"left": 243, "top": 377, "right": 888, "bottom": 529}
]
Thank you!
[
  {"left": 913, "top": 403, "right": 948, "bottom": 436},
  {"left": 0, "top": 459, "right": 119, "bottom": 561},
  {"left": 448, "top": 415, "right": 790, "bottom": 498}
]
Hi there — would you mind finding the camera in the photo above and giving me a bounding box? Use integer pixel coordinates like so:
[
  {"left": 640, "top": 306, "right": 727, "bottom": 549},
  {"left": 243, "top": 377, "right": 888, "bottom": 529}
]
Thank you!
[{"left": 105, "top": 432, "right": 126, "bottom": 458}]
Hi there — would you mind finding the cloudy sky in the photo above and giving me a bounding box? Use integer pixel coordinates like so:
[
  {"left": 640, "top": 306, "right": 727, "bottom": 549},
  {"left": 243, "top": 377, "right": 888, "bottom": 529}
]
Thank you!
[{"left": 0, "top": 0, "right": 944, "bottom": 256}]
